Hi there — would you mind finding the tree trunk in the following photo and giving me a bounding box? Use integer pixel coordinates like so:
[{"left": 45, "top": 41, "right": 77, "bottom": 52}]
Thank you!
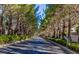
[
  {"left": 53, "top": 26, "right": 56, "bottom": 38},
  {"left": 15, "top": 13, "right": 19, "bottom": 34},
  {"left": 59, "top": 28, "right": 61, "bottom": 38},
  {"left": 19, "top": 21, "right": 22, "bottom": 34},
  {"left": 68, "top": 19, "right": 71, "bottom": 41},
  {"left": 0, "top": 15, "right": 4, "bottom": 34},
  {"left": 0, "top": 5, "right": 4, "bottom": 34},
  {"left": 8, "top": 13, "right": 12, "bottom": 35},
  {"left": 62, "top": 19, "right": 65, "bottom": 39},
  {"left": 52, "top": 20, "right": 56, "bottom": 38},
  {"left": 23, "top": 24, "right": 26, "bottom": 34},
  {"left": 78, "top": 33, "right": 79, "bottom": 43},
  {"left": 57, "top": 21, "right": 60, "bottom": 38},
  {"left": 57, "top": 28, "right": 59, "bottom": 38}
]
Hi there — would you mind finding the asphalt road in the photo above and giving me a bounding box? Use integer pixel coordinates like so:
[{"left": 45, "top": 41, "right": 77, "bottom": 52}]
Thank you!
[{"left": 0, "top": 37, "right": 75, "bottom": 54}]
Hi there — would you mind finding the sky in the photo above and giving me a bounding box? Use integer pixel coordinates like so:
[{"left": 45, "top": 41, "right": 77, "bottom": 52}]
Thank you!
[{"left": 34, "top": 4, "right": 46, "bottom": 29}]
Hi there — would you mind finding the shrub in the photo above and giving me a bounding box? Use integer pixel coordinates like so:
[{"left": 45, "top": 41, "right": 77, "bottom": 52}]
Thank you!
[
  {"left": 47, "top": 37, "right": 79, "bottom": 53},
  {"left": 20, "top": 35, "right": 26, "bottom": 40},
  {"left": 49, "top": 38, "right": 67, "bottom": 46},
  {"left": 68, "top": 43, "right": 79, "bottom": 52},
  {"left": 0, "top": 35, "right": 9, "bottom": 44},
  {"left": 56, "top": 39, "right": 67, "bottom": 46},
  {"left": 7, "top": 35, "right": 14, "bottom": 42},
  {"left": 0, "top": 35, "right": 28, "bottom": 44}
]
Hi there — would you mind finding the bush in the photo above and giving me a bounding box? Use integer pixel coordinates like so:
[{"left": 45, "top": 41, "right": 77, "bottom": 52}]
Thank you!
[
  {"left": 7, "top": 35, "right": 21, "bottom": 42},
  {"left": 68, "top": 43, "right": 79, "bottom": 52},
  {"left": 19, "top": 35, "right": 27, "bottom": 40},
  {"left": 56, "top": 39, "right": 67, "bottom": 46},
  {"left": 0, "top": 35, "right": 9, "bottom": 44},
  {"left": 49, "top": 38, "right": 67, "bottom": 46},
  {"left": 7, "top": 35, "right": 15, "bottom": 42},
  {"left": 0, "top": 35, "right": 28, "bottom": 44},
  {"left": 47, "top": 37, "right": 79, "bottom": 53}
]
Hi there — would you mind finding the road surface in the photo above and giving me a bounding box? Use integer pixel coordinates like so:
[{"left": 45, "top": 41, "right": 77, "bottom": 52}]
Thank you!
[{"left": 0, "top": 37, "right": 75, "bottom": 54}]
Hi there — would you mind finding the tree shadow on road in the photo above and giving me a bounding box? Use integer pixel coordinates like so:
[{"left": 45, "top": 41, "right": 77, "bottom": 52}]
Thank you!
[{"left": 0, "top": 40, "right": 68, "bottom": 54}]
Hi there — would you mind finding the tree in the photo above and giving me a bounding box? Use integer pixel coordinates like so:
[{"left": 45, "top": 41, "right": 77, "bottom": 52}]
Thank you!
[
  {"left": 0, "top": 5, "right": 4, "bottom": 34},
  {"left": 76, "top": 25, "right": 79, "bottom": 43},
  {"left": 2, "top": 4, "right": 37, "bottom": 37}
]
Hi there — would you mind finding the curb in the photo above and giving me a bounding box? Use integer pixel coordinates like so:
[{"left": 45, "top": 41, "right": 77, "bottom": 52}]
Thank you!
[{"left": 47, "top": 40, "right": 77, "bottom": 54}]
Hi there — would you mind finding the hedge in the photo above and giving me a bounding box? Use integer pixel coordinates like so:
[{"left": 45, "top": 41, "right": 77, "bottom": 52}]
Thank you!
[
  {"left": 0, "top": 35, "right": 29, "bottom": 44},
  {"left": 47, "top": 37, "right": 79, "bottom": 53}
]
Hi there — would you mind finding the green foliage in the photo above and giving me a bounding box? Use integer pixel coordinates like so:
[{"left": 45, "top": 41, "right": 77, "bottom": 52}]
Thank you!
[
  {"left": 68, "top": 43, "right": 79, "bottom": 52},
  {"left": 40, "top": 19, "right": 49, "bottom": 30},
  {"left": 48, "top": 38, "right": 67, "bottom": 46},
  {"left": 76, "top": 26, "right": 79, "bottom": 33},
  {"left": 7, "top": 35, "right": 20, "bottom": 42},
  {"left": 0, "top": 35, "right": 29, "bottom": 44},
  {"left": 3, "top": 4, "right": 37, "bottom": 36},
  {"left": 47, "top": 37, "right": 79, "bottom": 53},
  {"left": 19, "top": 35, "right": 27, "bottom": 40},
  {"left": 0, "top": 35, "right": 9, "bottom": 44},
  {"left": 40, "top": 4, "right": 63, "bottom": 31},
  {"left": 55, "top": 39, "right": 67, "bottom": 46}
]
